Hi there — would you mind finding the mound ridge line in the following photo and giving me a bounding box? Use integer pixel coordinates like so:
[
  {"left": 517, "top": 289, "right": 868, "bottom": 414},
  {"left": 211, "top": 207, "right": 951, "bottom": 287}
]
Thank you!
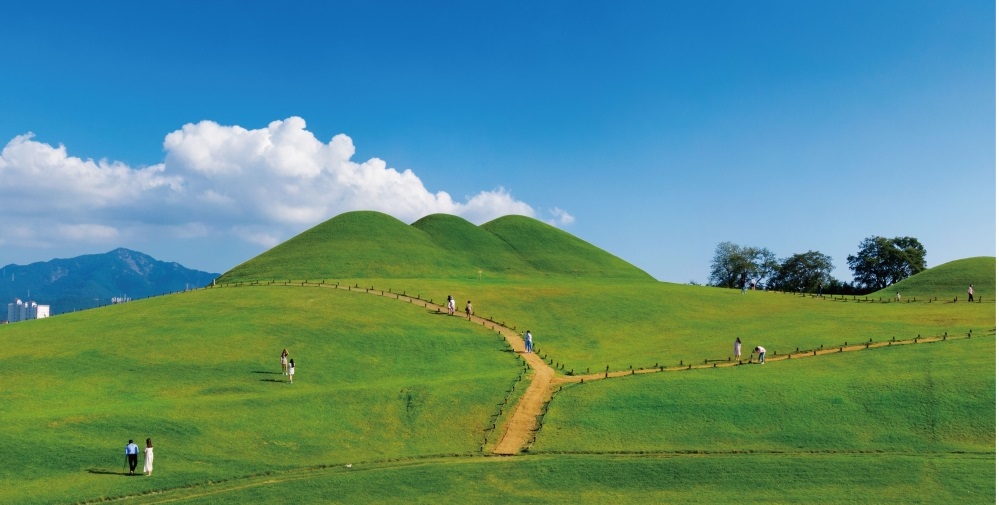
[{"left": 209, "top": 281, "right": 990, "bottom": 456}]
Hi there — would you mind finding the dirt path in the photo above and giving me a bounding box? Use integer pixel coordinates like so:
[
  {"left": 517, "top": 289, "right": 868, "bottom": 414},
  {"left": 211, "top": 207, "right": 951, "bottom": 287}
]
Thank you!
[{"left": 217, "top": 281, "right": 981, "bottom": 456}]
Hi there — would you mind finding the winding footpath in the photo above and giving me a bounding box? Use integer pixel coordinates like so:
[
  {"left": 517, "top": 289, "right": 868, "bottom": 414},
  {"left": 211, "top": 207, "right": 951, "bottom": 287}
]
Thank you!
[{"left": 222, "top": 280, "right": 983, "bottom": 456}]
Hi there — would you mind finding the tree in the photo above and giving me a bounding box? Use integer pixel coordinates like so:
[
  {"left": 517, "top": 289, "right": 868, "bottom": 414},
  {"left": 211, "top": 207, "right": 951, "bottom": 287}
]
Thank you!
[
  {"left": 709, "top": 242, "right": 778, "bottom": 289},
  {"left": 770, "top": 250, "right": 834, "bottom": 293},
  {"left": 846, "top": 236, "right": 927, "bottom": 291}
]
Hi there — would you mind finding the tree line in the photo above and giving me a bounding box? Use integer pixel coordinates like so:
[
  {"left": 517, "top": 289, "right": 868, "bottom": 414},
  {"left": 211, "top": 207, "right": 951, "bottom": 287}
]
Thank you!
[{"left": 708, "top": 236, "right": 927, "bottom": 295}]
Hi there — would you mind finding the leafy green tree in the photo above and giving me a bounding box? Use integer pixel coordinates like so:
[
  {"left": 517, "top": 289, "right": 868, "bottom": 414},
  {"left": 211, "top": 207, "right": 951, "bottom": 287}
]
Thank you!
[
  {"left": 846, "top": 236, "right": 927, "bottom": 291},
  {"left": 770, "top": 251, "right": 835, "bottom": 293},
  {"left": 709, "top": 242, "right": 778, "bottom": 289}
]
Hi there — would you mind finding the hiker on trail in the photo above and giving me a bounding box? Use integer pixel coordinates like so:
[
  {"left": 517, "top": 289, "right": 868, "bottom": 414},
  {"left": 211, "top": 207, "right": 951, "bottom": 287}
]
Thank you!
[
  {"left": 125, "top": 439, "right": 139, "bottom": 475},
  {"left": 734, "top": 338, "right": 742, "bottom": 361},
  {"left": 968, "top": 284, "right": 974, "bottom": 302},
  {"left": 281, "top": 349, "right": 289, "bottom": 375},
  {"left": 143, "top": 438, "right": 154, "bottom": 476},
  {"left": 447, "top": 295, "right": 455, "bottom": 315},
  {"left": 288, "top": 359, "right": 295, "bottom": 383},
  {"left": 753, "top": 346, "right": 766, "bottom": 364},
  {"left": 524, "top": 330, "right": 533, "bottom": 353},
  {"left": 465, "top": 300, "right": 473, "bottom": 320}
]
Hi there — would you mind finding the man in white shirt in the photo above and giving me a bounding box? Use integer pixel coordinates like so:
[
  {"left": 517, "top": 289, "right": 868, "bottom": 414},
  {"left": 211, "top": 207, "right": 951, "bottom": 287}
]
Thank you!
[{"left": 125, "top": 439, "right": 139, "bottom": 475}]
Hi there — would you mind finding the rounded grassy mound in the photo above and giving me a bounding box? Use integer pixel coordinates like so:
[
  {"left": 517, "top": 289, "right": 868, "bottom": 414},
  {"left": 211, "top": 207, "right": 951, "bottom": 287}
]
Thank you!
[
  {"left": 220, "top": 211, "right": 654, "bottom": 282},
  {"left": 871, "top": 256, "right": 995, "bottom": 300}
]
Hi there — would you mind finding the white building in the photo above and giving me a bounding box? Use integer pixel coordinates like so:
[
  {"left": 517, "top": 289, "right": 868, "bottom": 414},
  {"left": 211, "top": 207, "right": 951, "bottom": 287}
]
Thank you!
[{"left": 6, "top": 299, "right": 50, "bottom": 323}]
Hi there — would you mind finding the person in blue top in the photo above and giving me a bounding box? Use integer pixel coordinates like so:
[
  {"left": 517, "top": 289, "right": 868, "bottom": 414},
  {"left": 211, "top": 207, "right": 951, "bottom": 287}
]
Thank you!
[{"left": 125, "top": 439, "right": 139, "bottom": 475}]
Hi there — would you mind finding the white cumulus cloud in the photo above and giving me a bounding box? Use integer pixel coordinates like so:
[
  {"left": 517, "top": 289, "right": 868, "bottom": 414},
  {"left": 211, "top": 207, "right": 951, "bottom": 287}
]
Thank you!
[{"left": 0, "top": 117, "right": 572, "bottom": 265}]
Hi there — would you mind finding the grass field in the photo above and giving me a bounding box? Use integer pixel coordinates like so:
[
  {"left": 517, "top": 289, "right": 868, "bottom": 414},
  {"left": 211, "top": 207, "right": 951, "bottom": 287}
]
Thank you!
[
  {"left": 108, "top": 454, "right": 996, "bottom": 504},
  {"left": 0, "top": 287, "right": 523, "bottom": 504},
  {"left": 316, "top": 277, "right": 995, "bottom": 374},
  {"left": 0, "top": 212, "right": 993, "bottom": 503},
  {"left": 533, "top": 336, "right": 995, "bottom": 454}
]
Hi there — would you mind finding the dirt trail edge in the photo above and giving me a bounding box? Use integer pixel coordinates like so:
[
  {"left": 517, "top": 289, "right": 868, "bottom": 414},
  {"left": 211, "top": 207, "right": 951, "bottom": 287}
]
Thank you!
[{"left": 306, "top": 283, "right": 557, "bottom": 455}]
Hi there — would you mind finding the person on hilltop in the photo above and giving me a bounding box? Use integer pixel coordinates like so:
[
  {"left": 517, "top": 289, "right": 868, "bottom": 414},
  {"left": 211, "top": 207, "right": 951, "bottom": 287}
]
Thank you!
[
  {"left": 968, "top": 283, "right": 974, "bottom": 302},
  {"left": 524, "top": 330, "right": 533, "bottom": 353},
  {"left": 896, "top": 291, "right": 901, "bottom": 302},
  {"left": 125, "top": 439, "right": 139, "bottom": 475},
  {"left": 734, "top": 338, "right": 742, "bottom": 362},
  {"left": 281, "top": 349, "right": 289, "bottom": 375},
  {"left": 447, "top": 295, "right": 455, "bottom": 316},
  {"left": 753, "top": 345, "right": 766, "bottom": 365},
  {"left": 465, "top": 300, "right": 473, "bottom": 320},
  {"left": 143, "top": 438, "right": 154, "bottom": 476}
]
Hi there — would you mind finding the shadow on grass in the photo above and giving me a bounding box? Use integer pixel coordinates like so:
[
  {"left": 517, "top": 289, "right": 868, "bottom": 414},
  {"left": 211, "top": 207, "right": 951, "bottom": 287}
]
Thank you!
[
  {"left": 252, "top": 370, "right": 282, "bottom": 375},
  {"left": 86, "top": 468, "right": 131, "bottom": 476},
  {"left": 259, "top": 378, "right": 285, "bottom": 383}
]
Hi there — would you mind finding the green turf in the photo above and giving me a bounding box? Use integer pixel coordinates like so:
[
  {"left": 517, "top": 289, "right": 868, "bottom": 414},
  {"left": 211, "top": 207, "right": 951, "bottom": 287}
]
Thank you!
[
  {"left": 0, "top": 286, "right": 522, "bottom": 504},
  {"left": 870, "top": 257, "right": 995, "bottom": 301},
  {"left": 323, "top": 277, "right": 995, "bottom": 374},
  {"left": 115, "top": 454, "right": 996, "bottom": 504},
  {"left": 533, "top": 336, "right": 995, "bottom": 454},
  {"left": 220, "top": 211, "right": 652, "bottom": 283}
]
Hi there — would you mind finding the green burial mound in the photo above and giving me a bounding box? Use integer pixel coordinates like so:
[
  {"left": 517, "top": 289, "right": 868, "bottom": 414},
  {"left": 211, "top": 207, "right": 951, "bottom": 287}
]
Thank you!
[
  {"left": 220, "top": 211, "right": 653, "bottom": 283},
  {"left": 870, "top": 256, "right": 996, "bottom": 300},
  {"left": 481, "top": 215, "right": 654, "bottom": 280}
]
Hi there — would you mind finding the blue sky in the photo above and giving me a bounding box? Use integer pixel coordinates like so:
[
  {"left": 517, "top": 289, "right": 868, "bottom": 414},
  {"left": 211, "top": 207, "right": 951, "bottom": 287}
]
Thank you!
[{"left": 0, "top": 1, "right": 994, "bottom": 283}]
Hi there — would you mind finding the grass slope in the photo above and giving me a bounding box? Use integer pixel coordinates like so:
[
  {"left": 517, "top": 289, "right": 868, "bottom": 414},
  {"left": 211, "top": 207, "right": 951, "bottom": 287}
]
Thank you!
[
  {"left": 871, "top": 256, "right": 996, "bottom": 300},
  {"left": 346, "top": 277, "right": 996, "bottom": 373},
  {"left": 220, "top": 211, "right": 653, "bottom": 283},
  {"left": 221, "top": 211, "right": 448, "bottom": 281},
  {"left": 0, "top": 286, "right": 522, "bottom": 504},
  {"left": 533, "top": 336, "right": 995, "bottom": 454},
  {"left": 411, "top": 213, "right": 536, "bottom": 276},
  {"left": 482, "top": 215, "right": 654, "bottom": 280},
  {"left": 119, "top": 454, "right": 995, "bottom": 504}
]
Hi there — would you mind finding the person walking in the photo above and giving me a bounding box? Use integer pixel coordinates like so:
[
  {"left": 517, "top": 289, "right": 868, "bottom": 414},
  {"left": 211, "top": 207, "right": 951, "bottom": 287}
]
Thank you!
[
  {"left": 280, "top": 349, "right": 289, "bottom": 375},
  {"left": 734, "top": 338, "right": 742, "bottom": 361},
  {"left": 524, "top": 330, "right": 533, "bottom": 353},
  {"left": 288, "top": 359, "right": 295, "bottom": 384},
  {"left": 968, "top": 284, "right": 974, "bottom": 302},
  {"left": 447, "top": 295, "right": 455, "bottom": 316},
  {"left": 465, "top": 300, "right": 473, "bottom": 320},
  {"left": 753, "top": 346, "right": 766, "bottom": 364},
  {"left": 125, "top": 439, "right": 139, "bottom": 475},
  {"left": 143, "top": 438, "right": 154, "bottom": 476}
]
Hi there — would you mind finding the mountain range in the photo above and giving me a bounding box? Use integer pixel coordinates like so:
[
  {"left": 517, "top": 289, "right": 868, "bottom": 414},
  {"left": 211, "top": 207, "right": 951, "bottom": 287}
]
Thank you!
[{"left": 0, "top": 248, "right": 219, "bottom": 317}]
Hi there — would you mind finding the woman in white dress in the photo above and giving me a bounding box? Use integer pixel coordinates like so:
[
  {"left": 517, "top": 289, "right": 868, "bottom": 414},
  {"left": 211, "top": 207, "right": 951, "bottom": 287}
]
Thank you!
[{"left": 143, "top": 438, "right": 154, "bottom": 476}]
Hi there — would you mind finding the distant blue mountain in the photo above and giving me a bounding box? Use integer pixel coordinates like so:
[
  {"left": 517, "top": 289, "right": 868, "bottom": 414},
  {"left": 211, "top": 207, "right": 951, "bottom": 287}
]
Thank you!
[{"left": 0, "top": 248, "right": 219, "bottom": 317}]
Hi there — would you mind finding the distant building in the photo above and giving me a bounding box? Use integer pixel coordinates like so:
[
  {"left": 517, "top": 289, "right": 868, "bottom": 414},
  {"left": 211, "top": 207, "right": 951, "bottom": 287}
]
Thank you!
[{"left": 6, "top": 299, "right": 50, "bottom": 323}]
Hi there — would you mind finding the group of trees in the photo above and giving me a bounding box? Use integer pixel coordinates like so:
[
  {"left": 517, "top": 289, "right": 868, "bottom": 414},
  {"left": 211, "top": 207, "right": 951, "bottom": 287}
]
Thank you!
[{"left": 709, "top": 236, "right": 927, "bottom": 294}]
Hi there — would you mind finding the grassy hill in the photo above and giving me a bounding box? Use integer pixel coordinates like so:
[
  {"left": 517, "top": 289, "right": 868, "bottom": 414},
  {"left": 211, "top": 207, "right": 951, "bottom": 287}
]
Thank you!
[
  {"left": 0, "top": 211, "right": 993, "bottom": 503},
  {"left": 871, "top": 256, "right": 996, "bottom": 300},
  {"left": 481, "top": 215, "right": 653, "bottom": 279},
  {"left": 220, "top": 211, "right": 653, "bottom": 283}
]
